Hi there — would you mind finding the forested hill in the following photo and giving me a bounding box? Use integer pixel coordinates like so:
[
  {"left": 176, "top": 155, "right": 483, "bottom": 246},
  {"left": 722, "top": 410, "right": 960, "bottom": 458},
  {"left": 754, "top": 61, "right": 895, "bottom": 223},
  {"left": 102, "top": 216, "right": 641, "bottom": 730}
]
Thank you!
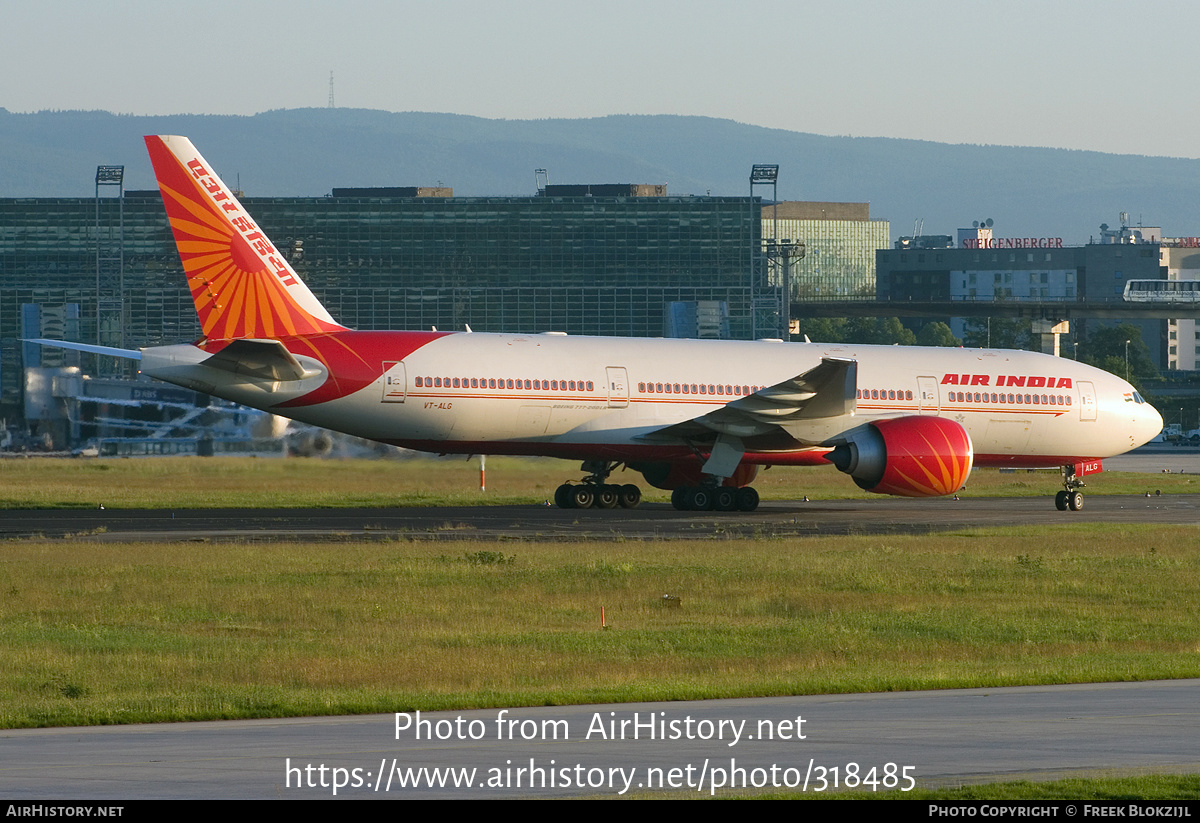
[{"left": 4, "top": 107, "right": 1198, "bottom": 244}]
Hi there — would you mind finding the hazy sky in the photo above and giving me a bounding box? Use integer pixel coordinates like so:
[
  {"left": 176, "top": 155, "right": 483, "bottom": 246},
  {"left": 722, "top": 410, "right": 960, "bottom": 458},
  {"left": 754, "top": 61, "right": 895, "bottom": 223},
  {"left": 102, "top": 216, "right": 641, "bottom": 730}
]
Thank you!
[{"left": 4, "top": 0, "right": 1198, "bottom": 158}]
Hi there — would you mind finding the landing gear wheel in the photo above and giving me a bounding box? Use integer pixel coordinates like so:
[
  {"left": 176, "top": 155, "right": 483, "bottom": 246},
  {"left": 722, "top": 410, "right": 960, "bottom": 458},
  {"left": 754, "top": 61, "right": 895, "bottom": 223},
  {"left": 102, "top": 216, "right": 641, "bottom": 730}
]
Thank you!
[
  {"left": 1068, "top": 490, "right": 1083, "bottom": 511},
  {"left": 735, "top": 486, "right": 760, "bottom": 512},
  {"left": 595, "top": 485, "right": 619, "bottom": 509},
  {"left": 570, "top": 486, "right": 596, "bottom": 509},
  {"left": 686, "top": 487, "right": 714, "bottom": 511},
  {"left": 1054, "top": 490, "right": 1069, "bottom": 511},
  {"left": 671, "top": 488, "right": 689, "bottom": 510},
  {"left": 714, "top": 488, "right": 737, "bottom": 511},
  {"left": 618, "top": 484, "right": 641, "bottom": 509},
  {"left": 555, "top": 484, "right": 575, "bottom": 509}
]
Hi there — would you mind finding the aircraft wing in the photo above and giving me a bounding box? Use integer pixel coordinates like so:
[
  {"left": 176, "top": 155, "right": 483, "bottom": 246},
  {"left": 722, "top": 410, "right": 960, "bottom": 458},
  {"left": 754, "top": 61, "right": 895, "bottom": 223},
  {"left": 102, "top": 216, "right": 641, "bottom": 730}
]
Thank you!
[{"left": 642, "top": 357, "right": 857, "bottom": 445}]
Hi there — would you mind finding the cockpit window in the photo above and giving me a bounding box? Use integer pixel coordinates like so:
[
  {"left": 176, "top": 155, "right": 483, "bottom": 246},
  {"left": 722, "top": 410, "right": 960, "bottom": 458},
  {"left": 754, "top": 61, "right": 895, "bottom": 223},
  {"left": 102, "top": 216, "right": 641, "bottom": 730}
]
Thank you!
[{"left": 1133, "top": 391, "right": 1145, "bottom": 404}]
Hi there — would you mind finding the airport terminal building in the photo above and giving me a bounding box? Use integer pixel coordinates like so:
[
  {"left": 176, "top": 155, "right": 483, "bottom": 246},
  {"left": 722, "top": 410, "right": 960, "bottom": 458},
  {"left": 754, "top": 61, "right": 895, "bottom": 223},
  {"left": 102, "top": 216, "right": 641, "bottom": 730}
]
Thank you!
[
  {"left": 0, "top": 190, "right": 893, "bottom": 346},
  {"left": 875, "top": 222, "right": 1170, "bottom": 366},
  {"left": 1, "top": 191, "right": 760, "bottom": 348}
]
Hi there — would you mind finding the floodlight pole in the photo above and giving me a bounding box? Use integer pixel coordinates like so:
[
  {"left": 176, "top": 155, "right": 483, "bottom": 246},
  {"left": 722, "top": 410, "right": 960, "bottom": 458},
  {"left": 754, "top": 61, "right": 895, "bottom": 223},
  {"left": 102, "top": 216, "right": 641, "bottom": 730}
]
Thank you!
[
  {"left": 750, "top": 164, "right": 780, "bottom": 340},
  {"left": 95, "top": 165, "right": 125, "bottom": 376}
]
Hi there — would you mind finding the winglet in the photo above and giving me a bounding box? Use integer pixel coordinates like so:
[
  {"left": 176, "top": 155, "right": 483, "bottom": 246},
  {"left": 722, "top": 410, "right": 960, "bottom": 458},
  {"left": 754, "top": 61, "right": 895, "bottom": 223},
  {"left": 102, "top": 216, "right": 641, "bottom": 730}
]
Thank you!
[{"left": 144, "top": 135, "right": 347, "bottom": 341}]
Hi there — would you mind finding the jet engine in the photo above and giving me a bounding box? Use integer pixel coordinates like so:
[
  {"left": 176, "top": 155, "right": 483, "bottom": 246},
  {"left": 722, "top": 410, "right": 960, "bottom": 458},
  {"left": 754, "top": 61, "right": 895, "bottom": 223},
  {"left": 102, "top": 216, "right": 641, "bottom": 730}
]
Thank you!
[{"left": 825, "top": 416, "right": 973, "bottom": 497}]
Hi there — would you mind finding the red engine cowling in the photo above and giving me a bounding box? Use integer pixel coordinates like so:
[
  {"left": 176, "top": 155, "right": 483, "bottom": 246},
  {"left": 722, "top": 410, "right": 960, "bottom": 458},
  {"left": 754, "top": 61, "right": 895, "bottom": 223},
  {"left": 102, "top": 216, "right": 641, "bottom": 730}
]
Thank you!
[
  {"left": 825, "top": 416, "right": 973, "bottom": 497},
  {"left": 631, "top": 459, "right": 759, "bottom": 490}
]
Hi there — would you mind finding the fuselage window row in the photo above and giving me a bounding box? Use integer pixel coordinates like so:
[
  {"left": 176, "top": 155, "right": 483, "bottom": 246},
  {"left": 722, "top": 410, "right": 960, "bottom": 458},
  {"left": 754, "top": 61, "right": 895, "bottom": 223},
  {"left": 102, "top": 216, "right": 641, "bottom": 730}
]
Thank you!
[
  {"left": 947, "top": 391, "right": 1072, "bottom": 406},
  {"left": 855, "top": 389, "right": 915, "bottom": 401},
  {"left": 413, "top": 377, "right": 595, "bottom": 392},
  {"left": 636, "top": 383, "right": 759, "bottom": 396}
]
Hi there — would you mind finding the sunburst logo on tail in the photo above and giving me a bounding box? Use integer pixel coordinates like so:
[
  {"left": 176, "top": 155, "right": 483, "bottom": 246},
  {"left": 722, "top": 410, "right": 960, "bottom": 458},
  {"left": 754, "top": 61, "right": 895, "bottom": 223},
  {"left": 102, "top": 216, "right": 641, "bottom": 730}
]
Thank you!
[{"left": 145, "top": 136, "right": 346, "bottom": 341}]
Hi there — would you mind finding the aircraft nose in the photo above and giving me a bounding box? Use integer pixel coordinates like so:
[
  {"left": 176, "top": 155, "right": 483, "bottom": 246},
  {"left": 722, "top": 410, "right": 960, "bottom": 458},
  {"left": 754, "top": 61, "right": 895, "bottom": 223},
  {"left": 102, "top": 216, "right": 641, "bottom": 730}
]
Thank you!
[{"left": 1135, "top": 400, "right": 1164, "bottom": 447}]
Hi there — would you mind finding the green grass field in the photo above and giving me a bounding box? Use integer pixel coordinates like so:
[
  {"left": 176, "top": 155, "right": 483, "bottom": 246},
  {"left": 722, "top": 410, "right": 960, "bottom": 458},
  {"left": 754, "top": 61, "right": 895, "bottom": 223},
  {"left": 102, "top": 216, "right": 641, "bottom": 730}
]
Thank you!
[
  {"left": 3, "top": 524, "right": 1198, "bottom": 729},
  {"left": 0, "top": 455, "right": 1195, "bottom": 509}
]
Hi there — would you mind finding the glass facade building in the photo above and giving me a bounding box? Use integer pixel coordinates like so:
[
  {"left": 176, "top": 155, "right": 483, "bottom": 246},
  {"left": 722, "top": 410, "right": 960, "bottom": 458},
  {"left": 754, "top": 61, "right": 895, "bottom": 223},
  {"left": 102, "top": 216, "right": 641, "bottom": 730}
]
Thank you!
[
  {"left": 0, "top": 194, "right": 761, "bottom": 349},
  {"left": 760, "top": 203, "right": 892, "bottom": 300}
]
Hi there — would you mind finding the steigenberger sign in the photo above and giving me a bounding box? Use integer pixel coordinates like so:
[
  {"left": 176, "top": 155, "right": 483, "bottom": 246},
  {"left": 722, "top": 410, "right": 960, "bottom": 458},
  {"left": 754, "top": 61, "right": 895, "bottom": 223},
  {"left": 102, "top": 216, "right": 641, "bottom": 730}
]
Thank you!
[{"left": 960, "top": 237, "right": 1064, "bottom": 249}]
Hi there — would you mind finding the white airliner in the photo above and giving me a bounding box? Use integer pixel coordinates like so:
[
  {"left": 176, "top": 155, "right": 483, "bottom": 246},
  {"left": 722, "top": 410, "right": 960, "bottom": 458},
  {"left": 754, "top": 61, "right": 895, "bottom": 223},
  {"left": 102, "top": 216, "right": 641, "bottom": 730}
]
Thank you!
[{"left": 37, "top": 136, "right": 1165, "bottom": 512}]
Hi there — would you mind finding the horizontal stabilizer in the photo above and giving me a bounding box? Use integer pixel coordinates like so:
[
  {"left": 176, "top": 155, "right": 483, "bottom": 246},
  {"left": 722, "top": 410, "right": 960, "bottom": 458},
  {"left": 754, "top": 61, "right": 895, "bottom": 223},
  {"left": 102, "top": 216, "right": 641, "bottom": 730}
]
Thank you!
[
  {"left": 23, "top": 339, "right": 142, "bottom": 361},
  {"left": 200, "top": 339, "right": 318, "bottom": 381}
]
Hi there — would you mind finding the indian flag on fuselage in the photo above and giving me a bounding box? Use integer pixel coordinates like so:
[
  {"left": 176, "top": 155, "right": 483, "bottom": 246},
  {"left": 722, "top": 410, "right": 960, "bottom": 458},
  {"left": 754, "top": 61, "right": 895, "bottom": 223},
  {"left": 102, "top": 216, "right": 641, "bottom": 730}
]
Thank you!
[{"left": 144, "top": 135, "right": 346, "bottom": 341}]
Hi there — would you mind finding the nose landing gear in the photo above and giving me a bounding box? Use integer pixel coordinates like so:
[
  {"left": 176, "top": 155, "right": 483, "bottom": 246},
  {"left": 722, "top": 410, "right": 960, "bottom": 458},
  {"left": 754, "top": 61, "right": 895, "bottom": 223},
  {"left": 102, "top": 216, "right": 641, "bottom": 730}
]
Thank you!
[{"left": 1054, "top": 464, "right": 1085, "bottom": 511}]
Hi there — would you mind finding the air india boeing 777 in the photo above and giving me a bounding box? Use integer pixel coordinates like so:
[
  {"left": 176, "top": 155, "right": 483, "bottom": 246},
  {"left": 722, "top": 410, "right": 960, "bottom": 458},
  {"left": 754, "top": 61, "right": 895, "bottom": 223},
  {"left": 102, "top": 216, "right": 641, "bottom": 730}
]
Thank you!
[{"left": 38, "top": 136, "right": 1166, "bottom": 512}]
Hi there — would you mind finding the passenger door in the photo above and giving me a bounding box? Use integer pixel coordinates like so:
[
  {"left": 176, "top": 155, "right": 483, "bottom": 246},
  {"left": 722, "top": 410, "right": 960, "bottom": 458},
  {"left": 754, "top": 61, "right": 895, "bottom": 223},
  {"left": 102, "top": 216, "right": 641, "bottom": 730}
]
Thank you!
[
  {"left": 382, "top": 361, "right": 406, "bottom": 403},
  {"left": 917, "top": 376, "right": 939, "bottom": 415},
  {"left": 1078, "top": 380, "right": 1097, "bottom": 421},
  {"left": 606, "top": 366, "right": 629, "bottom": 409}
]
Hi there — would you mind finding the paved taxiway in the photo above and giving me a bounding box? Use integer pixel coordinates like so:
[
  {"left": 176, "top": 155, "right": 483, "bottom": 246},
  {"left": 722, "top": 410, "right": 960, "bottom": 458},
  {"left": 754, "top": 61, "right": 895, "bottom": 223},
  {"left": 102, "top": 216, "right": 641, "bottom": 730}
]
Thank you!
[
  {"left": 4, "top": 449, "right": 1195, "bottom": 543},
  {"left": 2, "top": 680, "right": 1198, "bottom": 799},
  {"left": 2, "top": 492, "right": 1196, "bottom": 543}
]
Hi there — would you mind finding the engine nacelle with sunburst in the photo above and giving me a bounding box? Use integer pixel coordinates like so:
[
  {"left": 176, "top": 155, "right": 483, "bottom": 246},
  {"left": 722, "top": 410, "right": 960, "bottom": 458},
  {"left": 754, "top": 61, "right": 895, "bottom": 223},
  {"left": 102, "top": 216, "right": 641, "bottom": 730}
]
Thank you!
[{"left": 825, "top": 416, "right": 973, "bottom": 497}]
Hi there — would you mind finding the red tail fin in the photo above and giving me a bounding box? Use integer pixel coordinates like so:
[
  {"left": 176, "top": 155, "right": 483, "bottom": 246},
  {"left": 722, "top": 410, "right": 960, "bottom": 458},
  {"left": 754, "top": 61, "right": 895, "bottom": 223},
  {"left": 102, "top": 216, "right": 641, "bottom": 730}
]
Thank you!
[{"left": 145, "top": 135, "right": 347, "bottom": 341}]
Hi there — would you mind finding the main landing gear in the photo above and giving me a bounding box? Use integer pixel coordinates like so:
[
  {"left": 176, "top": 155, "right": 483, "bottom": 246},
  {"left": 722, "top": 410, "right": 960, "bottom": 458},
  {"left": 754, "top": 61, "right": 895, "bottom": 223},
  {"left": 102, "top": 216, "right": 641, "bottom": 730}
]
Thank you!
[
  {"left": 665, "top": 432, "right": 760, "bottom": 511},
  {"left": 554, "top": 461, "right": 641, "bottom": 510},
  {"left": 1054, "top": 464, "right": 1085, "bottom": 511},
  {"left": 670, "top": 484, "right": 760, "bottom": 512}
]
